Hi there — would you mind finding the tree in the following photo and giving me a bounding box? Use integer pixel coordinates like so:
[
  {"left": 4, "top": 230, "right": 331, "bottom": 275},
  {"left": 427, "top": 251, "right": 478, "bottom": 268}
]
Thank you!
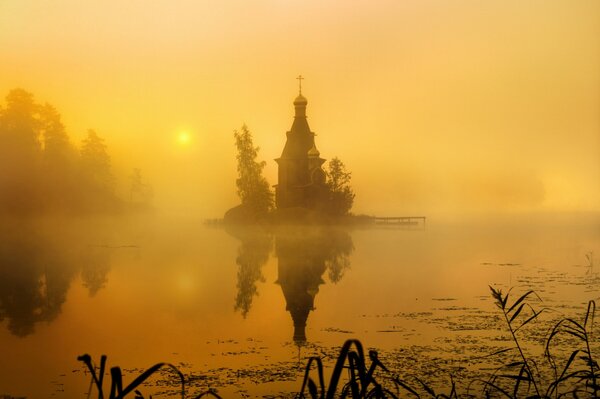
[
  {"left": 325, "top": 157, "right": 355, "bottom": 216},
  {"left": 80, "top": 129, "right": 114, "bottom": 194},
  {"left": 39, "top": 103, "right": 72, "bottom": 165},
  {"left": 233, "top": 124, "right": 273, "bottom": 217},
  {"left": 0, "top": 89, "right": 41, "bottom": 156},
  {"left": 129, "top": 168, "right": 153, "bottom": 205},
  {"left": 0, "top": 88, "right": 128, "bottom": 215},
  {"left": 0, "top": 89, "right": 43, "bottom": 213},
  {"left": 80, "top": 129, "right": 115, "bottom": 211},
  {"left": 39, "top": 103, "right": 76, "bottom": 210}
]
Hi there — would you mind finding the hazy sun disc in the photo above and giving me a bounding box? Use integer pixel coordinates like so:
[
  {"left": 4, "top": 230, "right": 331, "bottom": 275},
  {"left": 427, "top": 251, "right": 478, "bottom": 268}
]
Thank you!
[{"left": 177, "top": 131, "right": 191, "bottom": 145}]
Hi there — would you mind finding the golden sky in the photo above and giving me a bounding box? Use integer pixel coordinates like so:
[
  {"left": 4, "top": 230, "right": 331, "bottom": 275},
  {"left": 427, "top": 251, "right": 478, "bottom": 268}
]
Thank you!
[{"left": 1, "top": 1, "right": 599, "bottom": 217}]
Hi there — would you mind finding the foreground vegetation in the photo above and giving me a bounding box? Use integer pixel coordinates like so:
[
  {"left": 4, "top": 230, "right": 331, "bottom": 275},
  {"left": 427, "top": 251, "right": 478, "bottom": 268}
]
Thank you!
[{"left": 76, "top": 288, "right": 599, "bottom": 398}]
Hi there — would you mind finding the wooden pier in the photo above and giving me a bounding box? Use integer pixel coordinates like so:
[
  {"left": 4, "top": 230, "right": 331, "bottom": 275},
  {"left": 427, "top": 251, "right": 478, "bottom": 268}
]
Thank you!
[{"left": 371, "top": 216, "right": 426, "bottom": 227}]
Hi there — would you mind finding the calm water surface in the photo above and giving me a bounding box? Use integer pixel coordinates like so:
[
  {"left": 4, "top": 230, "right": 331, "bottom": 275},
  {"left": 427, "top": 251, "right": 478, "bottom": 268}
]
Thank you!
[{"left": 0, "top": 214, "right": 598, "bottom": 398}]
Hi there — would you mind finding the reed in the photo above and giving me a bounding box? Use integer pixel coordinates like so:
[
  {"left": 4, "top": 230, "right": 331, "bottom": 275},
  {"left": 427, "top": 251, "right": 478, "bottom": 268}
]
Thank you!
[
  {"left": 483, "top": 286, "right": 545, "bottom": 398},
  {"left": 295, "top": 288, "right": 598, "bottom": 398},
  {"left": 482, "top": 288, "right": 598, "bottom": 398},
  {"left": 76, "top": 288, "right": 599, "bottom": 398},
  {"left": 296, "top": 339, "right": 404, "bottom": 398},
  {"left": 77, "top": 354, "right": 222, "bottom": 399},
  {"left": 544, "top": 300, "right": 598, "bottom": 398}
]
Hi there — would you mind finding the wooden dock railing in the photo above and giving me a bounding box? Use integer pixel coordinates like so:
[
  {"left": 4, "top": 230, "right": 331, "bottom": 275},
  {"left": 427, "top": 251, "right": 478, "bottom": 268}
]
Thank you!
[{"left": 370, "top": 216, "right": 426, "bottom": 226}]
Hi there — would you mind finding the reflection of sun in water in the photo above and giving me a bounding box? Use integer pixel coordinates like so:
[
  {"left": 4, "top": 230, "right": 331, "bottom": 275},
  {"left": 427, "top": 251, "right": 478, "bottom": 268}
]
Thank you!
[
  {"left": 177, "top": 131, "right": 191, "bottom": 145},
  {"left": 175, "top": 272, "right": 195, "bottom": 294}
]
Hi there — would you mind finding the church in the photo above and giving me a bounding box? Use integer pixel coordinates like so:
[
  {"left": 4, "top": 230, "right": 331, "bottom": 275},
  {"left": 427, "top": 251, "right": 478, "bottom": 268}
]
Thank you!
[{"left": 274, "top": 78, "right": 329, "bottom": 210}]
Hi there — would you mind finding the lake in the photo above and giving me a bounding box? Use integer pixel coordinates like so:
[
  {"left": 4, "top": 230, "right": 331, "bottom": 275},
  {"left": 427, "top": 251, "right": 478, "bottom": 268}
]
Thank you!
[{"left": 0, "top": 213, "right": 598, "bottom": 398}]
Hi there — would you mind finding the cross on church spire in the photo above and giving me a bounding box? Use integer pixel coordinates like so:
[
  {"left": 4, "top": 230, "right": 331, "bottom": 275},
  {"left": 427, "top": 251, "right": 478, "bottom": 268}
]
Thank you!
[{"left": 296, "top": 75, "right": 304, "bottom": 95}]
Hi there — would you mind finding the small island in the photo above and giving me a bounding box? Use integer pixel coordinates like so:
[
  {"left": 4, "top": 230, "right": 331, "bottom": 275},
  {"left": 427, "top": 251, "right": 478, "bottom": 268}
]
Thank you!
[{"left": 225, "top": 77, "right": 357, "bottom": 225}]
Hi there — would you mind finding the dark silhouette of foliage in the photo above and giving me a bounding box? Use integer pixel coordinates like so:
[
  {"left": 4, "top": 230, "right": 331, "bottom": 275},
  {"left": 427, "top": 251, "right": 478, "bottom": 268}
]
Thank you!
[
  {"left": 77, "top": 129, "right": 118, "bottom": 212},
  {"left": 482, "top": 287, "right": 600, "bottom": 399},
  {"left": 0, "top": 89, "right": 43, "bottom": 213},
  {"left": 77, "top": 353, "right": 185, "bottom": 399},
  {"left": 485, "top": 287, "right": 545, "bottom": 398},
  {"left": 233, "top": 229, "right": 271, "bottom": 317},
  {"left": 325, "top": 157, "right": 355, "bottom": 216},
  {"left": 129, "top": 168, "right": 153, "bottom": 207},
  {"left": 298, "top": 339, "right": 401, "bottom": 398},
  {"left": 228, "top": 226, "right": 353, "bottom": 344},
  {"left": 0, "top": 89, "right": 41, "bottom": 155},
  {"left": 39, "top": 103, "right": 72, "bottom": 163},
  {"left": 233, "top": 124, "right": 273, "bottom": 218},
  {"left": 0, "top": 228, "right": 76, "bottom": 337},
  {"left": 81, "top": 129, "right": 114, "bottom": 193},
  {"left": 0, "top": 88, "right": 144, "bottom": 215},
  {"left": 81, "top": 246, "right": 112, "bottom": 297},
  {"left": 70, "top": 288, "right": 600, "bottom": 398},
  {"left": 39, "top": 102, "right": 78, "bottom": 210},
  {"left": 323, "top": 229, "right": 354, "bottom": 284},
  {"left": 544, "top": 300, "right": 599, "bottom": 398}
]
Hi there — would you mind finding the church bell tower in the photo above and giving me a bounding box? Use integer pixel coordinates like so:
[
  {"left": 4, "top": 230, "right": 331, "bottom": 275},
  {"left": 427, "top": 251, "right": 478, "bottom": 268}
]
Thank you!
[{"left": 274, "top": 77, "right": 327, "bottom": 209}]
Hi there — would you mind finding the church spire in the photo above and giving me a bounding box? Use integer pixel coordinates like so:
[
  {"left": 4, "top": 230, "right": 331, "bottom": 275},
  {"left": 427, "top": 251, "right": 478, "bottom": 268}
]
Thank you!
[
  {"left": 293, "top": 75, "right": 308, "bottom": 118},
  {"left": 296, "top": 75, "right": 304, "bottom": 95},
  {"left": 275, "top": 77, "right": 327, "bottom": 209}
]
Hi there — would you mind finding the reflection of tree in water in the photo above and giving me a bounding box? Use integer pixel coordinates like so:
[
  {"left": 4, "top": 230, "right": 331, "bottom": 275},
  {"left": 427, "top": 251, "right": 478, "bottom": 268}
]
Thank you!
[
  {"left": 0, "top": 231, "right": 76, "bottom": 337},
  {"left": 323, "top": 229, "right": 354, "bottom": 284},
  {"left": 0, "top": 226, "right": 113, "bottom": 336},
  {"left": 81, "top": 246, "right": 111, "bottom": 297},
  {"left": 229, "top": 227, "right": 272, "bottom": 317},
  {"left": 276, "top": 227, "right": 354, "bottom": 345}
]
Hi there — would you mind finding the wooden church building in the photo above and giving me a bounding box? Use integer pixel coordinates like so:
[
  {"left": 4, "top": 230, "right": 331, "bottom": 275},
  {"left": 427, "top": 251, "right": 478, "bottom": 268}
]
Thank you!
[{"left": 274, "top": 78, "right": 329, "bottom": 210}]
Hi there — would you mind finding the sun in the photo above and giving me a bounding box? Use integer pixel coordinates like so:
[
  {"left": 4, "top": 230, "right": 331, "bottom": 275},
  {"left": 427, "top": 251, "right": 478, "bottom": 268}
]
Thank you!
[{"left": 177, "top": 131, "right": 191, "bottom": 145}]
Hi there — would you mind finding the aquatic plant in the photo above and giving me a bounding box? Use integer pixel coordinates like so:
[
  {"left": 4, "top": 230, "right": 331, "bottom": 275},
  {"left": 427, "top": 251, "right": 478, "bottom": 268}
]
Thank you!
[
  {"left": 75, "top": 288, "right": 599, "bottom": 398},
  {"left": 296, "top": 338, "right": 461, "bottom": 399},
  {"left": 296, "top": 339, "right": 400, "bottom": 398},
  {"left": 77, "top": 354, "right": 185, "bottom": 399},
  {"left": 544, "top": 300, "right": 598, "bottom": 398},
  {"left": 297, "top": 288, "right": 599, "bottom": 399},
  {"left": 482, "top": 287, "right": 600, "bottom": 398},
  {"left": 484, "top": 287, "right": 545, "bottom": 398}
]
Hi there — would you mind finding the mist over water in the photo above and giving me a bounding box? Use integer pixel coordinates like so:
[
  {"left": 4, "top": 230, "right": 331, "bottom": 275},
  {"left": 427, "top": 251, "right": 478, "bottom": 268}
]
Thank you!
[
  {"left": 1, "top": 1, "right": 599, "bottom": 397},
  {"left": 0, "top": 212, "right": 598, "bottom": 397}
]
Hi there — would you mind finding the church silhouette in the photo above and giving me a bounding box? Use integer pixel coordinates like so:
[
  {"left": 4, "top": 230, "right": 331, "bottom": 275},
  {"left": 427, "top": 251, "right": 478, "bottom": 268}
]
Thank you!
[{"left": 274, "top": 77, "right": 328, "bottom": 210}]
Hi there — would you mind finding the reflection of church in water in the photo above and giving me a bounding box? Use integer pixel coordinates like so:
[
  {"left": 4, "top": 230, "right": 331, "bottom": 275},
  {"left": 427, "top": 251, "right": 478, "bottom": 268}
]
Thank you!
[
  {"left": 232, "top": 226, "right": 352, "bottom": 345},
  {"left": 273, "top": 228, "right": 353, "bottom": 345},
  {"left": 275, "top": 232, "right": 326, "bottom": 345}
]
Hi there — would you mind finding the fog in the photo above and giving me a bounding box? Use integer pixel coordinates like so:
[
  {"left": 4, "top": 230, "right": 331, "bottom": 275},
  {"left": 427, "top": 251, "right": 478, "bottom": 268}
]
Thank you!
[{"left": 1, "top": 1, "right": 598, "bottom": 220}]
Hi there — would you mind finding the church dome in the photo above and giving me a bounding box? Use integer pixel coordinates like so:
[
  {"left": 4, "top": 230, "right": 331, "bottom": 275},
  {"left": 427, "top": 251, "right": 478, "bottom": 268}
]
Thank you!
[{"left": 294, "top": 94, "right": 307, "bottom": 106}]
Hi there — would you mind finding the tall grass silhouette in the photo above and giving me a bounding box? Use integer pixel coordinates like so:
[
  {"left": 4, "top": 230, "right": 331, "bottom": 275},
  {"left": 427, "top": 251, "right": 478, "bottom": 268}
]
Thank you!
[
  {"left": 77, "top": 354, "right": 221, "bottom": 399},
  {"left": 484, "top": 287, "right": 545, "bottom": 398},
  {"left": 76, "top": 288, "right": 599, "bottom": 398},
  {"left": 544, "top": 300, "right": 598, "bottom": 398}
]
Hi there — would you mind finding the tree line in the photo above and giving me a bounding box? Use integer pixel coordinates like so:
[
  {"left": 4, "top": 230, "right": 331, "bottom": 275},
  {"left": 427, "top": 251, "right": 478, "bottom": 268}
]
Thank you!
[{"left": 0, "top": 88, "right": 151, "bottom": 216}]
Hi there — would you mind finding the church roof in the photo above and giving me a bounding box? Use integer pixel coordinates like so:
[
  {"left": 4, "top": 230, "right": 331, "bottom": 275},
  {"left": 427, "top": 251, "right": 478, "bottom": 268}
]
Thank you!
[
  {"left": 280, "top": 93, "right": 316, "bottom": 159},
  {"left": 294, "top": 94, "right": 307, "bottom": 106}
]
